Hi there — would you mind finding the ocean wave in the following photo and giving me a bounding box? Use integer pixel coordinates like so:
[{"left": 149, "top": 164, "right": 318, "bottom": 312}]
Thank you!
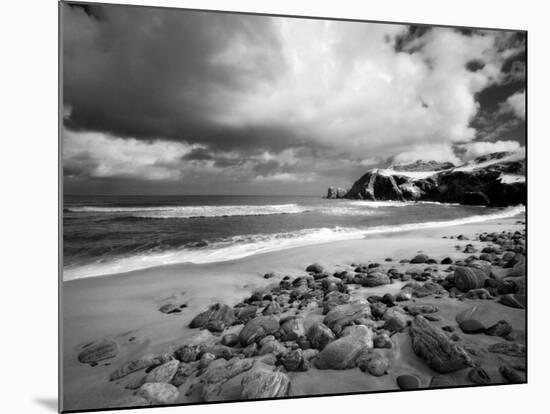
[
  {"left": 66, "top": 203, "right": 310, "bottom": 218},
  {"left": 346, "top": 200, "right": 461, "bottom": 208},
  {"left": 63, "top": 205, "right": 524, "bottom": 280}
]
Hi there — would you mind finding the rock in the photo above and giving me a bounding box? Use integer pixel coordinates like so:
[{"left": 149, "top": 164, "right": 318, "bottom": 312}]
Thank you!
[
  {"left": 454, "top": 267, "right": 488, "bottom": 292},
  {"left": 205, "top": 345, "right": 235, "bottom": 361},
  {"left": 405, "top": 304, "right": 439, "bottom": 316},
  {"left": 485, "top": 320, "right": 512, "bottom": 337},
  {"left": 189, "top": 303, "right": 235, "bottom": 332},
  {"left": 327, "top": 187, "right": 348, "bottom": 199},
  {"left": 259, "top": 339, "right": 287, "bottom": 356},
  {"left": 411, "top": 254, "right": 429, "bottom": 264},
  {"left": 315, "top": 325, "right": 373, "bottom": 369},
  {"left": 242, "top": 343, "right": 257, "bottom": 358},
  {"left": 221, "top": 333, "right": 239, "bottom": 347},
  {"left": 458, "top": 319, "right": 486, "bottom": 334},
  {"left": 424, "top": 315, "right": 441, "bottom": 322},
  {"left": 171, "top": 362, "right": 198, "bottom": 387},
  {"left": 409, "top": 316, "right": 472, "bottom": 373},
  {"left": 358, "top": 352, "right": 389, "bottom": 376},
  {"left": 323, "top": 302, "right": 371, "bottom": 330},
  {"left": 488, "top": 342, "right": 525, "bottom": 357},
  {"left": 395, "top": 291, "right": 412, "bottom": 302},
  {"left": 360, "top": 271, "right": 391, "bottom": 287},
  {"left": 235, "top": 305, "right": 258, "bottom": 324},
  {"left": 323, "top": 291, "right": 350, "bottom": 314},
  {"left": 430, "top": 376, "right": 455, "bottom": 388},
  {"left": 382, "top": 307, "right": 409, "bottom": 333},
  {"left": 441, "top": 257, "right": 453, "bottom": 265},
  {"left": 281, "top": 349, "right": 305, "bottom": 372},
  {"left": 136, "top": 383, "right": 179, "bottom": 405},
  {"left": 396, "top": 374, "right": 420, "bottom": 390},
  {"left": 499, "top": 365, "right": 525, "bottom": 383},
  {"left": 280, "top": 317, "right": 306, "bottom": 341},
  {"left": 198, "top": 357, "right": 255, "bottom": 401},
  {"left": 403, "top": 281, "right": 446, "bottom": 298},
  {"left": 144, "top": 360, "right": 180, "bottom": 384},
  {"left": 263, "top": 301, "right": 282, "bottom": 316},
  {"left": 199, "top": 353, "right": 216, "bottom": 369},
  {"left": 370, "top": 302, "right": 387, "bottom": 319},
  {"left": 239, "top": 316, "right": 280, "bottom": 346},
  {"left": 264, "top": 272, "right": 275, "bottom": 279},
  {"left": 307, "top": 323, "right": 336, "bottom": 350},
  {"left": 306, "top": 263, "right": 324, "bottom": 274},
  {"left": 78, "top": 340, "right": 118, "bottom": 365},
  {"left": 465, "top": 288, "right": 494, "bottom": 300},
  {"left": 302, "top": 349, "right": 319, "bottom": 361},
  {"left": 174, "top": 344, "right": 204, "bottom": 363},
  {"left": 159, "top": 303, "right": 181, "bottom": 314},
  {"left": 109, "top": 354, "right": 173, "bottom": 381},
  {"left": 499, "top": 294, "right": 525, "bottom": 309},
  {"left": 468, "top": 367, "right": 491, "bottom": 385},
  {"left": 373, "top": 333, "right": 392, "bottom": 349},
  {"left": 241, "top": 366, "right": 290, "bottom": 399}
]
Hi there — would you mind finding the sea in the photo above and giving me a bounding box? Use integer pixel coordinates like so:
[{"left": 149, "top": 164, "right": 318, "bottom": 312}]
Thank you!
[{"left": 62, "top": 195, "right": 525, "bottom": 280}]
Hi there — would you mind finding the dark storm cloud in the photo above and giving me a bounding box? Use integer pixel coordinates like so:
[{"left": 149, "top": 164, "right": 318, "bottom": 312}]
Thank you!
[{"left": 62, "top": 3, "right": 293, "bottom": 151}]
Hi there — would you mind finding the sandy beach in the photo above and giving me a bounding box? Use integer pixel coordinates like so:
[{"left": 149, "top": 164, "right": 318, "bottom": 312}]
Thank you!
[{"left": 62, "top": 214, "right": 526, "bottom": 411}]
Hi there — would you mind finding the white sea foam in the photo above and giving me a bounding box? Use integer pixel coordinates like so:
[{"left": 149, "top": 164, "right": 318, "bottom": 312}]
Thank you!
[
  {"left": 345, "top": 200, "right": 460, "bottom": 208},
  {"left": 63, "top": 205, "right": 525, "bottom": 281},
  {"left": 67, "top": 203, "right": 310, "bottom": 218}
]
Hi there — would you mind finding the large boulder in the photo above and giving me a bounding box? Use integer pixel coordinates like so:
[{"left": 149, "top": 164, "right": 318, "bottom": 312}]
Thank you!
[
  {"left": 453, "top": 267, "right": 488, "bottom": 292},
  {"left": 323, "top": 302, "right": 371, "bottom": 330},
  {"left": 189, "top": 303, "right": 235, "bottom": 332},
  {"left": 239, "top": 316, "right": 280, "bottom": 346},
  {"left": 240, "top": 366, "right": 290, "bottom": 399},
  {"left": 315, "top": 325, "right": 373, "bottom": 369},
  {"left": 409, "top": 316, "right": 472, "bottom": 373}
]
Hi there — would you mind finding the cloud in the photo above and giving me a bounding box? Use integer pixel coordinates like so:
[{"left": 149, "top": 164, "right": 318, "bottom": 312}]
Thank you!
[
  {"left": 462, "top": 140, "right": 521, "bottom": 160},
  {"left": 63, "top": 129, "right": 196, "bottom": 181},
  {"left": 393, "top": 143, "right": 461, "bottom": 165},
  {"left": 63, "top": 4, "right": 524, "bottom": 162},
  {"left": 502, "top": 90, "right": 525, "bottom": 120}
]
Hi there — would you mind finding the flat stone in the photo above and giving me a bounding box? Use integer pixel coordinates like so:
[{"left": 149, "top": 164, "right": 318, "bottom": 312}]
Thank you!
[{"left": 78, "top": 340, "right": 118, "bottom": 364}]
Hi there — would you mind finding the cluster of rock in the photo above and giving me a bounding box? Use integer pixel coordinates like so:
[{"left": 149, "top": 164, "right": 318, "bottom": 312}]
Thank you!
[
  {"left": 78, "top": 224, "right": 526, "bottom": 407},
  {"left": 327, "top": 152, "right": 526, "bottom": 206}
]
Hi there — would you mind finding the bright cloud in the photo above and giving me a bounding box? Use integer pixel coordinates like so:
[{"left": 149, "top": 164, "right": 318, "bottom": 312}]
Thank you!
[
  {"left": 462, "top": 140, "right": 521, "bottom": 160},
  {"left": 393, "top": 143, "right": 461, "bottom": 165},
  {"left": 503, "top": 90, "right": 525, "bottom": 120}
]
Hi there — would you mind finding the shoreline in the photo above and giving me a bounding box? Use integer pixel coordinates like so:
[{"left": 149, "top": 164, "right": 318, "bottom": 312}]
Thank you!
[
  {"left": 62, "top": 214, "right": 526, "bottom": 411},
  {"left": 63, "top": 205, "right": 525, "bottom": 282}
]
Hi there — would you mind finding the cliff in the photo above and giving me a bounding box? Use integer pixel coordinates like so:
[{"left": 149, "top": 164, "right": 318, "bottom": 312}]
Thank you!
[{"left": 330, "top": 151, "right": 526, "bottom": 207}]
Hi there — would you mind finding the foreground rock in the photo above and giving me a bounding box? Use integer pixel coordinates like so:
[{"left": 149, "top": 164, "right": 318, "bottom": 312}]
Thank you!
[
  {"left": 241, "top": 366, "right": 290, "bottom": 399},
  {"left": 315, "top": 325, "right": 373, "bottom": 369},
  {"left": 239, "top": 316, "right": 280, "bottom": 346},
  {"left": 189, "top": 303, "right": 235, "bottom": 332},
  {"left": 409, "top": 316, "right": 472, "bottom": 373},
  {"left": 136, "top": 383, "right": 179, "bottom": 405}
]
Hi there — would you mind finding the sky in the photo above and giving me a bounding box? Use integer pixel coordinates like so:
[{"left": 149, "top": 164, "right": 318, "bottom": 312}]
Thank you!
[{"left": 62, "top": 3, "right": 526, "bottom": 196}]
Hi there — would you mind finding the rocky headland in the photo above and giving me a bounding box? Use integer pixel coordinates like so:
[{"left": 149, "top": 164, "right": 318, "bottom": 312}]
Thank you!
[{"left": 327, "top": 151, "right": 526, "bottom": 207}]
